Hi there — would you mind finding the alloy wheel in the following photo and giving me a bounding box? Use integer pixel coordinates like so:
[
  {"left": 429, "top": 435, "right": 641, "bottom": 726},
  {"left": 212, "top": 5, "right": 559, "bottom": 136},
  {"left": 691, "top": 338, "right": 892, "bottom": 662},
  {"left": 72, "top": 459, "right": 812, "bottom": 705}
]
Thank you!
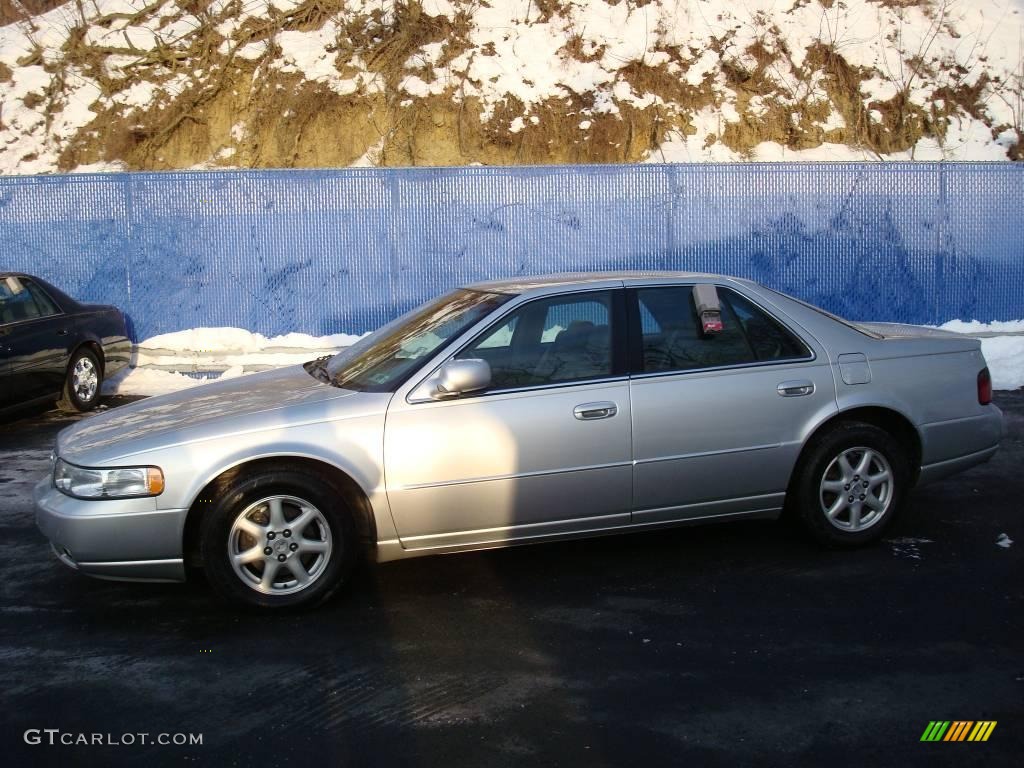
[
  {"left": 72, "top": 356, "right": 99, "bottom": 403},
  {"left": 227, "top": 495, "right": 333, "bottom": 595},
  {"left": 818, "top": 446, "right": 894, "bottom": 532}
]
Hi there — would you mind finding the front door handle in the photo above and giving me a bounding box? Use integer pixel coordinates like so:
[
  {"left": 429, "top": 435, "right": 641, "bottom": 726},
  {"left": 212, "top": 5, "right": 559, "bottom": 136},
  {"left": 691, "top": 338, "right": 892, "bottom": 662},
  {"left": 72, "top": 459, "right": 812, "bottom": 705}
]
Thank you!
[
  {"left": 574, "top": 401, "right": 618, "bottom": 420},
  {"left": 777, "top": 380, "right": 815, "bottom": 397}
]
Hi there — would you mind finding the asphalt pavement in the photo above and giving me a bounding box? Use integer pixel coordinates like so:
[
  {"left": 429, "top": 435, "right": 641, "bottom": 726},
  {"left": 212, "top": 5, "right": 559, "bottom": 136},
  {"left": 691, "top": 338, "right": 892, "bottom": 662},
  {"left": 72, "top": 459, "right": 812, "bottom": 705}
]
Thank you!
[{"left": 0, "top": 393, "right": 1021, "bottom": 767}]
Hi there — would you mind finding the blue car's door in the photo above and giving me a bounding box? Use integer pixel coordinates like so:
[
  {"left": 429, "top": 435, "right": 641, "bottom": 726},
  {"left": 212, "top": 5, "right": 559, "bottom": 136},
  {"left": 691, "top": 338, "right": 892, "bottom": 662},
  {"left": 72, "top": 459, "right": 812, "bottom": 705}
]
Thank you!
[
  {"left": 0, "top": 276, "right": 70, "bottom": 406},
  {"left": 0, "top": 330, "right": 10, "bottom": 410}
]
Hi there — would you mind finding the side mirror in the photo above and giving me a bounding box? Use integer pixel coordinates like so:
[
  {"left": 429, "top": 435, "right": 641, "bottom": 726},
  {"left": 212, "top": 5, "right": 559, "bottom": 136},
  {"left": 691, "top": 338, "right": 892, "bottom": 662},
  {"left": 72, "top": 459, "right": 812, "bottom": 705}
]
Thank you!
[{"left": 431, "top": 359, "right": 491, "bottom": 400}]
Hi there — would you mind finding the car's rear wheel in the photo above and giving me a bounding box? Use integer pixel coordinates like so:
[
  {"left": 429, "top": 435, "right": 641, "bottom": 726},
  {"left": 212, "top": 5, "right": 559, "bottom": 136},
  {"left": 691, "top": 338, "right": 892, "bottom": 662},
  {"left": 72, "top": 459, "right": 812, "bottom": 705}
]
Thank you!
[
  {"left": 200, "top": 468, "right": 356, "bottom": 610},
  {"left": 789, "top": 421, "right": 910, "bottom": 547},
  {"left": 57, "top": 347, "right": 102, "bottom": 412}
]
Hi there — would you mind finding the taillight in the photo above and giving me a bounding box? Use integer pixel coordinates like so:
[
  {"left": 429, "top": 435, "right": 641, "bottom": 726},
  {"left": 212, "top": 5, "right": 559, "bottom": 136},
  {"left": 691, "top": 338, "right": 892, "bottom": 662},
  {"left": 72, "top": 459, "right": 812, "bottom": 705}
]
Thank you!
[{"left": 977, "top": 367, "right": 992, "bottom": 405}]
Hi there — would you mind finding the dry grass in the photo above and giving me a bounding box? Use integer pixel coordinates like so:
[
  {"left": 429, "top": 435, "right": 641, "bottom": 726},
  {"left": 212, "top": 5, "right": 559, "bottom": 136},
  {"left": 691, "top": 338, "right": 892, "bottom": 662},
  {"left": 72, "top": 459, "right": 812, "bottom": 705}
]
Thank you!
[
  {"left": 24, "top": 0, "right": 1020, "bottom": 169},
  {"left": 1, "top": 0, "right": 64, "bottom": 27}
]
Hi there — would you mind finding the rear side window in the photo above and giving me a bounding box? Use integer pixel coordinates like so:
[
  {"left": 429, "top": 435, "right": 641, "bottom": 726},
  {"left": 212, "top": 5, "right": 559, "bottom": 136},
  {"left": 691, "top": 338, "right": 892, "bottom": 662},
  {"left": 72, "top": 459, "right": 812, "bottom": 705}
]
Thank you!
[
  {"left": 633, "top": 286, "right": 809, "bottom": 374},
  {"left": 459, "top": 291, "right": 614, "bottom": 390},
  {"left": 1, "top": 276, "right": 40, "bottom": 324},
  {"left": 725, "top": 290, "right": 809, "bottom": 362},
  {"left": 0, "top": 276, "right": 61, "bottom": 324},
  {"left": 23, "top": 279, "right": 61, "bottom": 317}
]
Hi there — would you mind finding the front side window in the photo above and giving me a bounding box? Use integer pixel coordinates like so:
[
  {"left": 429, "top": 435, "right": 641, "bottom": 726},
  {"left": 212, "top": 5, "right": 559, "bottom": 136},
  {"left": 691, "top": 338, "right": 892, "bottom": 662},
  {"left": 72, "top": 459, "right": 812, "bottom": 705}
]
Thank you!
[
  {"left": 322, "top": 289, "right": 512, "bottom": 391},
  {"left": 0, "top": 276, "right": 43, "bottom": 324},
  {"left": 458, "top": 291, "right": 614, "bottom": 390},
  {"left": 634, "top": 286, "right": 809, "bottom": 374}
]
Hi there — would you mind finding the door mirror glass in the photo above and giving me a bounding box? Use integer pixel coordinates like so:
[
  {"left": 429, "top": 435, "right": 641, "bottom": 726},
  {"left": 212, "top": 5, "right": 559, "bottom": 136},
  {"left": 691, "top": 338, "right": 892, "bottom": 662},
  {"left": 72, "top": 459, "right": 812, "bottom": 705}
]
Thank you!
[{"left": 432, "top": 358, "right": 491, "bottom": 399}]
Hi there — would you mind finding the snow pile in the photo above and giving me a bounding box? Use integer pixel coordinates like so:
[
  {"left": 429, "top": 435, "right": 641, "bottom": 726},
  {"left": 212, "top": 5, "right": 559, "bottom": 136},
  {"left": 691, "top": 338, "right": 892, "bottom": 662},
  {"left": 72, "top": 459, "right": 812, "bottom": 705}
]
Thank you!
[
  {"left": 1, "top": 0, "right": 1023, "bottom": 173},
  {"left": 938, "top": 320, "right": 1024, "bottom": 391},
  {"left": 134, "top": 327, "right": 364, "bottom": 370},
  {"left": 938, "top": 319, "right": 1024, "bottom": 335},
  {"left": 972, "top": 336, "right": 1024, "bottom": 391},
  {"left": 102, "top": 326, "right": 364, "bottom": 395},
  {"left": 104, "top": 365, "right": 247, "bottom": 396}
]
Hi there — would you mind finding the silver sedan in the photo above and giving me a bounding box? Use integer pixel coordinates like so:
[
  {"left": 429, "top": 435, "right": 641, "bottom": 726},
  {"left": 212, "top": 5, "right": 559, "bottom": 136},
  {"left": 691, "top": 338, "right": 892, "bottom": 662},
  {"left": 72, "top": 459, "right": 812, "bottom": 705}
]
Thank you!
[{"left": 35, "top": 273, "right": 1004, "bottom": 609}]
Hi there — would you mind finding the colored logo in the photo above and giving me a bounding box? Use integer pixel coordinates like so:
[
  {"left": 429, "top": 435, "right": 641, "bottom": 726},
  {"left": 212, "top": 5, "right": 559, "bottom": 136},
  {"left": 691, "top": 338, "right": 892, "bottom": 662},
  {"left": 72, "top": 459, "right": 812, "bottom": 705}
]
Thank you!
[{"left": 921, "top": 721, "right": 997, "bottom": 742}]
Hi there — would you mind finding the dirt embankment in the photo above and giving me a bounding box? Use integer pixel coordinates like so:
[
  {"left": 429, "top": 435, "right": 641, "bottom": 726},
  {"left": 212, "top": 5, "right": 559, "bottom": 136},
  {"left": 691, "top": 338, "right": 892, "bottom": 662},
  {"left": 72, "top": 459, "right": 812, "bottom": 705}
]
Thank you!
[{"left": 3, "top": 0, "right": 1020, "bottom": 171}]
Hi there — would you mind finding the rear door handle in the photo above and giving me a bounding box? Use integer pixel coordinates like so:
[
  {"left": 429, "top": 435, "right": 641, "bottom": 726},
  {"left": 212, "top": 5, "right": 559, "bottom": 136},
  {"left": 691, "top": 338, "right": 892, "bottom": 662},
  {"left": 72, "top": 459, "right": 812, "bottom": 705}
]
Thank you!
[
  {"left": 777, "top": 380, "right": 815, "bottom": 397},
  {"left": 574, "top": 401, "right": 618, "bottom": 420},
  {"left": 56, "top": 329, "right": 68, "bottom": 336}
]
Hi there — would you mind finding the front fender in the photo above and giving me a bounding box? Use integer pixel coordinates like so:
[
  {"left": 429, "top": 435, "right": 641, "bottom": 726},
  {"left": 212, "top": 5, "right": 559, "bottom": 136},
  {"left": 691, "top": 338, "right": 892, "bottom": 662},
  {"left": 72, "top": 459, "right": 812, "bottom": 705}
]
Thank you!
[{"left": 151, "top": 411, "right": 397, "bottom": 544}]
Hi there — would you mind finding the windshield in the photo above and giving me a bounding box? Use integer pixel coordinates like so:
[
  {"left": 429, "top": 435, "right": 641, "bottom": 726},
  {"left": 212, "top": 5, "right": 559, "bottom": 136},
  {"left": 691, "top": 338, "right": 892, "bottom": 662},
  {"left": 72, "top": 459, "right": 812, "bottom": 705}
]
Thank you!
[{"left": 319, "top": 289, "right": 513, "bottom": 391}]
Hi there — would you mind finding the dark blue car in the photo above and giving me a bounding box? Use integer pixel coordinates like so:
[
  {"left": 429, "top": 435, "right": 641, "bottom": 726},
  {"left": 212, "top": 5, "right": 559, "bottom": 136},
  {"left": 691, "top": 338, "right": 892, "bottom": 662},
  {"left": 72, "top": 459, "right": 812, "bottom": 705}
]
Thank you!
[{"left": 0, "top": 273, "right": 130, "bottom": 418}]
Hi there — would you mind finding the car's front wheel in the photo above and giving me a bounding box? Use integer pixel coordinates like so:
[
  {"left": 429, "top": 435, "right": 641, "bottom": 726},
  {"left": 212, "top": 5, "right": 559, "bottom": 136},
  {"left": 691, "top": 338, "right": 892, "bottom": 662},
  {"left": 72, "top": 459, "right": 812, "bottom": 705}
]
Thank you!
[
  {"left": 200, "top": 468, "right": 356, "bottom": 609},
  {"left": 789, "top": 421, "right": 910, "bottom": 547},
  {"left": 58, "top": 347, "right": 103, "bottom": 412}
]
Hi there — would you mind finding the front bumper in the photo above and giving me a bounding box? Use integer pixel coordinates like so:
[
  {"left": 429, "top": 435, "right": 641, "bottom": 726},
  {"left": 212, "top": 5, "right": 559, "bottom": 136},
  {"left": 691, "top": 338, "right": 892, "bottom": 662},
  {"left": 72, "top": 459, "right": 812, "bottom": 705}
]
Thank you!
[{"left": 34, "top": 478, "right": 188, "bottom": 582}]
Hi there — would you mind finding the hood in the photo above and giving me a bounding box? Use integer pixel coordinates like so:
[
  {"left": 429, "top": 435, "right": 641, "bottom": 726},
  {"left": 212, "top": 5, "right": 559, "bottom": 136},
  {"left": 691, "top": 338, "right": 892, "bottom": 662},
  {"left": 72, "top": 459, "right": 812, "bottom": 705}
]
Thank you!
[{"left": 58, "top": 365, "right": 360, "bottom": 462}]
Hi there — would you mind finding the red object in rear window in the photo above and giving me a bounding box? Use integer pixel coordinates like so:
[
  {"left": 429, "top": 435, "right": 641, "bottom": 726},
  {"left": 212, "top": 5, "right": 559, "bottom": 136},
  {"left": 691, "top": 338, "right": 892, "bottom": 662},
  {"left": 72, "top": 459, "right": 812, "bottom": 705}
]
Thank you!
[{"left": 978, "top": 367, "right": 992, "bottom": 405}]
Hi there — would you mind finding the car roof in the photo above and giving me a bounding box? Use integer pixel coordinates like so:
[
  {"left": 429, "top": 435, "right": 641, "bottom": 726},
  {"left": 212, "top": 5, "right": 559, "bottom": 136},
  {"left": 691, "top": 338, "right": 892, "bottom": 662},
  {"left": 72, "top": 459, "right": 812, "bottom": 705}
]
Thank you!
[{"left": 466, "top": 271, "right": 745, "bottom": 294}]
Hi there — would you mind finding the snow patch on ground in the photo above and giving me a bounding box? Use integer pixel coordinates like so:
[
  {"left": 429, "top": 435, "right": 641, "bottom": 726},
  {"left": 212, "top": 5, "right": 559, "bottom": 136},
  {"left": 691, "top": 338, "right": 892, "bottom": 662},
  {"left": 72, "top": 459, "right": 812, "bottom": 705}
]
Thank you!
[
  {"left": 887, "top": 537, "right": 933, "bottom": 561},
  {"left": 996, "top": 533, "right": 1013, "bottom": 548}
]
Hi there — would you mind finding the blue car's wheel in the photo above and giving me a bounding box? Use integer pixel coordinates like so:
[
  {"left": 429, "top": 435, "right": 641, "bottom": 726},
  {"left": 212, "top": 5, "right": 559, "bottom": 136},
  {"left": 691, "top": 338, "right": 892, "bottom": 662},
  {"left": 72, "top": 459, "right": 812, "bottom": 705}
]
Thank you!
[{"left": 58, "top": 347, "right": 102, "bottom": 412}]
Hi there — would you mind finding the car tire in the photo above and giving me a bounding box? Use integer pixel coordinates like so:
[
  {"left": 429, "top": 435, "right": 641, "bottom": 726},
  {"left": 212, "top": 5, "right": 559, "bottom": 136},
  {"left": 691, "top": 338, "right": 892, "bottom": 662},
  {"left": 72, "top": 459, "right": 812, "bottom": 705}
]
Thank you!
[
  {"left": 789, "top": 421, "right": 910, "bottom": 548},
  {"left": 57, "top": 347, "right": 103, "bottom": 412},
  {"left": 200, "top": 467, "right": 356, "bottom": 610}
]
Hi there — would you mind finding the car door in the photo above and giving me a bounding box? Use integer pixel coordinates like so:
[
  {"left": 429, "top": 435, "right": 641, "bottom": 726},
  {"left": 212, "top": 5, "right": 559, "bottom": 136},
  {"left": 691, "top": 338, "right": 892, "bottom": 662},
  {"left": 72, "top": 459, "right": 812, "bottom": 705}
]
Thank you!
[
  {"left": 627, "top": 282, "right": 837, "bottom": 523},
  {"left": 0, "top": 334, "right": 9, "bottom": 410},
  {"left": 384, "top": 289, "right": 633, "bottom": 551},
  {"left": 0, "top": 276, "right": 70, "bottom": 405}
]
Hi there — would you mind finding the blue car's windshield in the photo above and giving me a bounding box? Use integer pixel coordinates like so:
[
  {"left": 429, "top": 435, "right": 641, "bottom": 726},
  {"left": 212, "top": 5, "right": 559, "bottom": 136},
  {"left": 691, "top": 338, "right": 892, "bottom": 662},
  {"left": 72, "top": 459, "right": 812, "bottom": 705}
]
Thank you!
[{"left": 319, "top": 289, "right": 512, "bottom": 391}]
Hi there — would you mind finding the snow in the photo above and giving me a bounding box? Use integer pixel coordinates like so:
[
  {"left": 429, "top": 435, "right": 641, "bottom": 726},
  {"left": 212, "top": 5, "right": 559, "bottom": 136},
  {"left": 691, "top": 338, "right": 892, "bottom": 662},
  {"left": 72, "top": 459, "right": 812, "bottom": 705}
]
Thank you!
[
  {"left": 973, "top": 335, "right": 1024, "bottom": 392},
  {"left": 102, "top": 326, "right": 366, "bottom": 396},
  {"left": 888, "top": 537, "right": 933, "bottom": 561},
  {"left": 133, "top": 326, "right": 364, "bottom": 370},
  {"left": 939, "top": 320, "right": 1024, "bottom": 391},
  {"left": 2, "top": 0, "right": 1024, "bottom": 172},
  {"left": 939, "top": 320, "right": 1024, "bottom": 335},
  {"left": 104, "top": 365, "right": 246, "bottom": 396},
  {"left": 996, "top": 533, "right": 1013, "bottom": 548}
]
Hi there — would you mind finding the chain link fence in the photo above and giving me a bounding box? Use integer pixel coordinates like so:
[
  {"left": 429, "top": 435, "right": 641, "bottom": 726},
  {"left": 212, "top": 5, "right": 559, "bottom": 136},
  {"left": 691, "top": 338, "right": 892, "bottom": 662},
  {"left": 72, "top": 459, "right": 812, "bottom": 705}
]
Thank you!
[{"left": 2, "top": 162, "right": 1021, "bottom": 341}]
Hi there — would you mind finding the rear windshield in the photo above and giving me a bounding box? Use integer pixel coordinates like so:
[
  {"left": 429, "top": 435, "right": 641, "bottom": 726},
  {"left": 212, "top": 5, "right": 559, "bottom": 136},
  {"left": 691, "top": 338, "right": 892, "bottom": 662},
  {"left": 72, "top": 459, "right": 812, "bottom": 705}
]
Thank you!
[{"left": 761, "top": 287, "right": 882, "bottom": 339}]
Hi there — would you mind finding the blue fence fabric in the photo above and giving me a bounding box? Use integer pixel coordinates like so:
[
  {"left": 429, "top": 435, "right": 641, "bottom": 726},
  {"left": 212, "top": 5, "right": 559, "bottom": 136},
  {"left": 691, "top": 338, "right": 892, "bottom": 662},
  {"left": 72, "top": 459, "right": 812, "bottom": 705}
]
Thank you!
[{"left": 1, "top": 162, "right": 1022, "bottom": 341}]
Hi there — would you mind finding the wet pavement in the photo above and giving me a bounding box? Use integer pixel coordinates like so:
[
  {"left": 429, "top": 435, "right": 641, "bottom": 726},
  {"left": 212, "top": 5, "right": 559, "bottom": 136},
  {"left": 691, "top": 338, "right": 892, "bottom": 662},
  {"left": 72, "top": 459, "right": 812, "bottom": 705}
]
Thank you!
[{"left": 0, "top": 393, "right": 1021, "bottom": 767}]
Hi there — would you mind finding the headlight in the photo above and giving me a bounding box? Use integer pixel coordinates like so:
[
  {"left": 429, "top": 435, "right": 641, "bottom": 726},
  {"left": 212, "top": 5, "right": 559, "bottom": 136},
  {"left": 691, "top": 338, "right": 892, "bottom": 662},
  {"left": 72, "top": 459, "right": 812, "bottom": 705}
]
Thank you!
[{"left": 53, "top": 459, "right": 164, "bottom": 499}]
